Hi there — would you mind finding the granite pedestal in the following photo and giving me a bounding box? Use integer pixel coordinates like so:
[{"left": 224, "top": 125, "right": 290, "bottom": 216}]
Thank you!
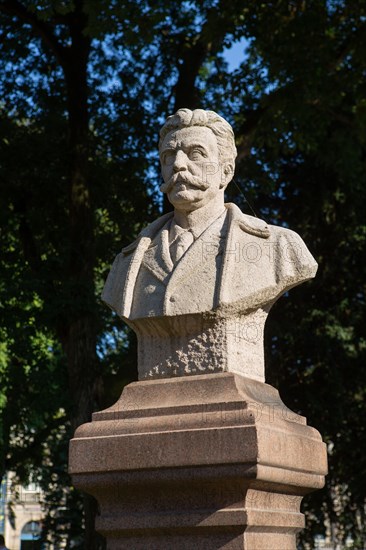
[{"left": 69, "top": 373, "right": 327, "bottom": 549}]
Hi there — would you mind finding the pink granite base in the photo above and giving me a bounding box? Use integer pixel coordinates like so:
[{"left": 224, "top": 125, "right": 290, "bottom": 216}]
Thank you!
[{"left": 69, "top": 373, "right": 327, "bottom": 549}]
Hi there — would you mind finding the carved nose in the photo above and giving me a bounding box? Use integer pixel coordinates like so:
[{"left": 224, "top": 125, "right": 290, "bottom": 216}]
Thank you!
[{"left": 173, "top": 150, "right": 187, "bottom": 172}]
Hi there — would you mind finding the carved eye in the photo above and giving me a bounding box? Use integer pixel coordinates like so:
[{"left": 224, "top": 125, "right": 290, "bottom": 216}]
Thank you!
[
  {"left": 189, "top": 148, "right": 205, "bottom": 161},
  {"left": 162, "top": 150, "right": 175, "bottom": 165}
]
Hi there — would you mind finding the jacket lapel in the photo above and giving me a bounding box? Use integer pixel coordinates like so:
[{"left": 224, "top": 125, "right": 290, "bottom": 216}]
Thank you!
[
  {"left": 219, "top": 204, "right": 239, "bottom": 306},
  {"left": 141, "top": 222, "right": 174, "bottom": 283},
  {"left": 219, "top": 203, "right": 270, "bottom": 307},
  {"left": 102, "top": 211, "right": 174, "bottom": 319}
]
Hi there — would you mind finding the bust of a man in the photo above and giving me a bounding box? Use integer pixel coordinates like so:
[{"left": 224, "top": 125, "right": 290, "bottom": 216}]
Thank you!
[{"left": 102, "top": 109, "right": 317, "bottom": 382}]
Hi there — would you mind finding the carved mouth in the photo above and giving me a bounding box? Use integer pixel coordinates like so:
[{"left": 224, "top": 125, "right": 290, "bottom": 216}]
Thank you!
[
  {"left": 175, "top": 180, "right": 188, "bottom": 189},
  {"left": 174, "top": 177, "right": 200, "bottom": 190}
]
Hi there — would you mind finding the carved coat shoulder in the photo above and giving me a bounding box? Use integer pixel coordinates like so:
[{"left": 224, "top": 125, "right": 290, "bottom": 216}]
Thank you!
[{"left": 219, "top": 204, "right": 318, "bottom": 313}]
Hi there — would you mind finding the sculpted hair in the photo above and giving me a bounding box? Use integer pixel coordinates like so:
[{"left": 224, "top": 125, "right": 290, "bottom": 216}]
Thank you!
[{"left": 159, "top": 108, "right": 237, "bottom": 166}]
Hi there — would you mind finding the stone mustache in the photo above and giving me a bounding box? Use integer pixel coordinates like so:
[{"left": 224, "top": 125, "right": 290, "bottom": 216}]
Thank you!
[{"left": 102, "top": 108, "right": 317, "bottom": 382}]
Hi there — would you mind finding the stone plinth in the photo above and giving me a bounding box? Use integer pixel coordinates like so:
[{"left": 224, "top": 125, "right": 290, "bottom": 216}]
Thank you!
[
  {"left": 129, "top": 307, "right": 270, "bottom": 382},
  {"left": 69, "top": 373, "right": 327, "bottom": 549}
]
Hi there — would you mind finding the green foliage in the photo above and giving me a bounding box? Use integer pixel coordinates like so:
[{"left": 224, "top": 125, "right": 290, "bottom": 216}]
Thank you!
[{"left": 0, "top": 0, "right": 365, "bottom": 547}]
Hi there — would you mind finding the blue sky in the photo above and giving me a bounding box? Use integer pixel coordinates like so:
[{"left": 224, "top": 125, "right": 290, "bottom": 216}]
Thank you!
[{"left": 223, "top": 37, "right": 249, "bottom": 71}]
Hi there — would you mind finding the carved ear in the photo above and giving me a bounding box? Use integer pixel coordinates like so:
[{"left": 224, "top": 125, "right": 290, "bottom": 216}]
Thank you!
[{"left": 220, "top": 161, "right": 235, "bottom": 188}]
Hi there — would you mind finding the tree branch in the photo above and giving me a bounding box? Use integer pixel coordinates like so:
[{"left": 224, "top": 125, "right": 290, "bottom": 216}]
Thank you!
[{"left": 330, "top": 20, "right": 366, "bottom": 74}]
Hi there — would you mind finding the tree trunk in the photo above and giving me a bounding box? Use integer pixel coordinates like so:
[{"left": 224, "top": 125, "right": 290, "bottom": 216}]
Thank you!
[
  {"left": 61, "top": 11, "right": 104, "bottom": 550},
  {"left": 62, "top": 7, "right": 95, "bottom": 436}
]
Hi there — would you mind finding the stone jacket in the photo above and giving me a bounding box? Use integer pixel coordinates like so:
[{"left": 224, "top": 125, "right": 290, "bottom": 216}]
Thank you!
[{"left": 102, "top": 203, "right": 317, "bottom": 320}]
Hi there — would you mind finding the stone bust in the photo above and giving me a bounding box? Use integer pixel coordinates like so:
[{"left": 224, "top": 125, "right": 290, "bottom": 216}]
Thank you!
[{"left": 102, "top": 109, "right": 317, "bottom": 382}]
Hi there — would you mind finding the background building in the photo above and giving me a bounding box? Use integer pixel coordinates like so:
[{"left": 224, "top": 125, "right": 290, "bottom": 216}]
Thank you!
[{"left": 1, "top": 474, "right": 42, "bottom": 550}]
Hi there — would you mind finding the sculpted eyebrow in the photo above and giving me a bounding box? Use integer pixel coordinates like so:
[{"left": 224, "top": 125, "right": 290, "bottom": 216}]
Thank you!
[
  {"left": 187, "top": 143, "right": 208, "bottom": 151},
  {"left": 160, "top": 142, "right": 209, "bottom": 156}
]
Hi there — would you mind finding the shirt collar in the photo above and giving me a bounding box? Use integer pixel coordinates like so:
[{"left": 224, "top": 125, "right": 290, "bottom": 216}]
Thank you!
[{"left": 169, "top": 208, "right": 226, "bottom": 242}]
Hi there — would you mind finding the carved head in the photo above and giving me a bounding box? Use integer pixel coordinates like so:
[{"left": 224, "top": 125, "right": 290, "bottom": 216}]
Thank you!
[{"left": 159, "top": 109, "right": 237, "bottom": 210}]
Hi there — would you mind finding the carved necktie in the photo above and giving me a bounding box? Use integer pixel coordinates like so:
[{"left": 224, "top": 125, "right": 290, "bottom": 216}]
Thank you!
[{"left": 170, "top": 230, "right": 194, "bottom": 263}]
